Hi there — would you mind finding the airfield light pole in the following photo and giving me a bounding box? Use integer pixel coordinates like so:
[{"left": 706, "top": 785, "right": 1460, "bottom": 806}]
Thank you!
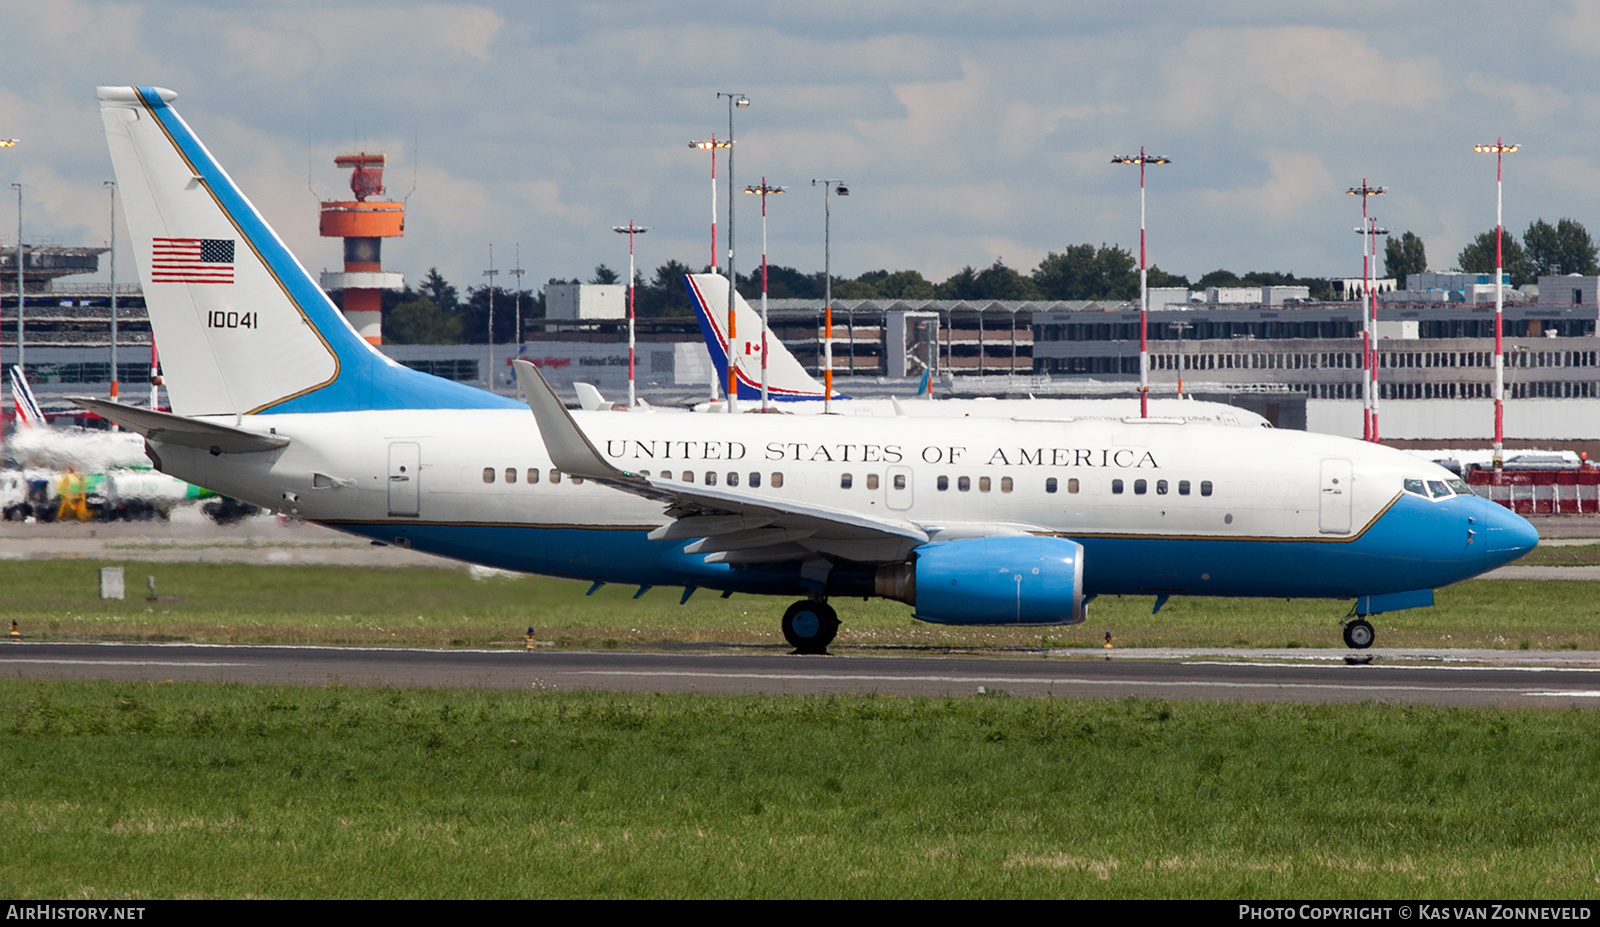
[
  {"left": 1172, "top": 320, "right": 1192, "bottom": 397},
  {"left": 105, "top": 180, "right": 119, "bottom": 402},
  {"left": 612, "top": 222, "right": 649, "bottom": 410},
  {"left": 688, "top": 137, "right": 730, "bottom": 271},
  {"left": 812, "top": 179, "right": 848, "bottom": 414},
  {"left": 483, "top": 245, "right": 499, "bottom": 393},
  {"left": 1346, "top": 180, "right": 1385, "bottom": 440},
  {"left": 11, "top": 183, "right": 22, "bottom": 372},
  {"left": 744, "top": 179, "right": 784, "bottom": 411},
  {"left": 510, "top": 244, "right": 526, "bottom": 360},
  {"left": 717, "top": 93, "right": 749, "bottom": 408},
  {"left": 1475, "top": 140, "right": 1519, "bottom": 471},
  {"left": 1112, "top": 149, "right": 1170, "bottom": 418},
  {"left": 1355, "top": 219, "right": 1390, "bottom": 441}
]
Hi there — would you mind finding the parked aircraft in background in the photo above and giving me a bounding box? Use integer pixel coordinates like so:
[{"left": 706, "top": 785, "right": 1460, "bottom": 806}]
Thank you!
[
  {"left": 79, "top": 85, "right": 1537, "bottom": 653},
  {"left": 4, "top": 365, "right": 217, "bottom": 521},
  {"left": 684, "top": 274, "right": 1272, "bottom": 426}
]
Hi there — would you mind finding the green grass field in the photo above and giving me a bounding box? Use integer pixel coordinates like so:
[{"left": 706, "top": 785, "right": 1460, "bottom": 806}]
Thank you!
[
  {"left": 3, "top": 560, "right": 1598, "bottom": 651},
  {"left": 3, "top": 679, "right": 1598, "bottom": 899}
]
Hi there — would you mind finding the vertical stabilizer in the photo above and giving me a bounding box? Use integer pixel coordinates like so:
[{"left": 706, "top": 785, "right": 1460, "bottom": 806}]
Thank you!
[
  {"left": 684, "top": 273, "right": 841, "bottom": 401},
  {"left": 97, "top": 86, "right": 516, "bottom": 417},
  {"left": 9, "top": 365, "right": 45, "bottom": 428}
]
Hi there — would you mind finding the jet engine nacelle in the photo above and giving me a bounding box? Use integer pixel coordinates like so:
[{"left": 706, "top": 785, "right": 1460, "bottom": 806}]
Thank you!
[{"left": 876, "top": 536, "right": 1087, "bottom": 625}]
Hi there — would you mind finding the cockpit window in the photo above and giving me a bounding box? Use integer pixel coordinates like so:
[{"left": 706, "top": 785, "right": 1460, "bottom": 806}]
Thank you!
[
  {"left": 1403, "top": 478, "right": 1427, "bottom": 497},
  {"left": 1447, "top": 478, "right": 1474, "bottom": 496},
  {"left": 1426, "top": 480, "right": 1451, "bottom": 498}
]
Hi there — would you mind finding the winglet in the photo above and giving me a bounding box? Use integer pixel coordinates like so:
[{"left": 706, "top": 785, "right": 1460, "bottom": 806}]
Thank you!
[{"left": 514, "top": 360, "right": 632, "bottom": 480}]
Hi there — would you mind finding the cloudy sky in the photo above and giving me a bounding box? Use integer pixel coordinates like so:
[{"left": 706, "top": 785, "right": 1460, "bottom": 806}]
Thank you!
[{"left": 3, "top": 1, "right": 1599, "bottom": 294}]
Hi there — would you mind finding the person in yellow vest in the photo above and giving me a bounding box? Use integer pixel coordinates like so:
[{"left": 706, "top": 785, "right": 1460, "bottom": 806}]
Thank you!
[{"left": 55, "top": 468, "right": 90, "bottom": 521}]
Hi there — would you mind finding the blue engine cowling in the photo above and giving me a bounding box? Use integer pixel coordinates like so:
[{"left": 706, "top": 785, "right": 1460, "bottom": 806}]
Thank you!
[{"left": 898, "top": 536, "right": 1086, "bottom": 626}]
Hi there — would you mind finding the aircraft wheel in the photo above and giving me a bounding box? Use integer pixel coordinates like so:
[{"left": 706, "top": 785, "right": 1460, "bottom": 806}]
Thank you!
[
  {"left": 782, "top": 600, "right": 839, "bottom": 655},
  {"left": 1343, "top": 618, "right": 1375, "bottom": 650}
]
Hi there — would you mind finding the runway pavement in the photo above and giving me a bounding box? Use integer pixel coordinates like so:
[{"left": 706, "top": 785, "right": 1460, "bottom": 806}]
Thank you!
[{"left": 7, "top": 641, "right": 1600, "bottom": 709}]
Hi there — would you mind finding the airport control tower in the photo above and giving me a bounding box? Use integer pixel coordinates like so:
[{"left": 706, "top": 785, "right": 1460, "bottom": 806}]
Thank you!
[{"left": 319, "top": 153, "right": 404, "bottom": 344}]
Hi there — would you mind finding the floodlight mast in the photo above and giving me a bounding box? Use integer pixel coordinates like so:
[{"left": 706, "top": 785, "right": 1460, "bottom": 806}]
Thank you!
[
  {"left": 717, "top": 92, "right": 749, "bottom": 409},
  {"left": 612, "top": 222, "right": 649, "bottom": 410},
  {"left": 482, "top": 245, "right": 499, "bottom": 392},
  {"left": 1355, "top": 218, "right": 1391, "bottom": 440},
  {"left": 1474, "top": 140, "right": 1519, "bottom": 471},
  {"left": 812, "top": 179, "right": 848, "bottom": 414},
  {"left": 688, "top": 137, "right": 730, "bottom": 271},
  {"left": 744, "top": 180, "right": 785, "bottom": 410},
  {"left": 1346, "top": 180, "right": 1385, "bottom": 441},
  {"left": 1111, "top": 149, "right": 1170, "bottom": 417}
]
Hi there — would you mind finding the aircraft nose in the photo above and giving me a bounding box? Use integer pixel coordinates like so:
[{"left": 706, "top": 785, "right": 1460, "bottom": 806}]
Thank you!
[{"left": 1482, "top": 498, "right": 1539, "bottom": 565}]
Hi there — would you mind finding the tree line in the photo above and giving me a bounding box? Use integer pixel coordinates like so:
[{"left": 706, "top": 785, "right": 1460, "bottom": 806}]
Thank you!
[{"left": 376, "top": 218, "right": 1599, "bottom": 344}]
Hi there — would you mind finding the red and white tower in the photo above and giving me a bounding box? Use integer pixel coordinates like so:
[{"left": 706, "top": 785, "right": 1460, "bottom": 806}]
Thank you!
[{"left": 320, "top": 153, "right": 404, "bottom": 344}]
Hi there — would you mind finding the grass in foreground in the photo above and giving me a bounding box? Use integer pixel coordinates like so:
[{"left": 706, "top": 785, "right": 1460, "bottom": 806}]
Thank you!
[
  {"left": 2, "top": 560, "right": 1598, "bottom": 651},
  {"left": 2, "top": 680, "right": 1598, "bottom": 898}
]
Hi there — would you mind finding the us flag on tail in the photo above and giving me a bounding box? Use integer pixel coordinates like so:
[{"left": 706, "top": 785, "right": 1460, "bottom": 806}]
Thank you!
[{"left": 151, "top": 237, "right": 235, "bottom": 283}]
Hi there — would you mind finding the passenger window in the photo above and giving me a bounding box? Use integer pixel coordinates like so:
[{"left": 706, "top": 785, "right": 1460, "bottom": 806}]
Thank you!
[
  {"left": 938, "top": 476, "right": 950, "bottom": 491},
  {"left": 727, "top": 472, "right": 740, "bottom": 487},
  {"left": 639, "top": 470, "right": 650, "bottom": 478},
  {"left": 527, "top": 468, "right": 540, "bottom": 484},
  {"left": 1046, "top": 478, "right": 1058, "bottom": 494},
  {"left": 1403, "top": 479, "right": 1426, "bottom": 496},
  {"left": 1156, "top": 480, "right": 1168, "bottom": 495},
  {"left": 1068, "top": 478, "right": 1080, "bottom": 494},
  {"left": 979, "top": 477, "right": 991, "bottom": 492},
  {"left": 840, "top": 473, "right": 853, "bottom": 489},
  {"left": 550, "top": 470, "right": 562, "bottom": 484},
  {"left": 505, "top": 468, "right": 517, "bottom": 484},
  {"left": 682, "top": 471, "right": 693, "bottom": 482},
  {"left": 483, "top": 467, "right": 495, "bottom": 484},
  {"left": 1200, "top": 480, "right": 1213, "bottom": 497},
  {"left": 772, "top": 473, "right": 785, "bottom": 488},
  {"left": 958, "top": 476, "right": 970, "bottom": 492},
  {"left": 705, "top": 472, "right": 718, "bottom": 486},
  {"left": 749, "top": 472, "right": 762, "bottom": 488},
  {"left": 866, "top": 474, "right": 879, "bottom": 490},
  {"left": 892, "top": 474, "right": 904, "bottom": 490},
  {"left": 1000, "top": 477, "right": 1013, "bottom": 493},
  {"left": 1134, "top": 479, "right": 1147, "bottom": 495},
  {"left": 1178, "top": 480, "right": 1190, "bottom": 495},
  {"left": 1112, "top": 479, "right": 1124, "bottom": 494}
]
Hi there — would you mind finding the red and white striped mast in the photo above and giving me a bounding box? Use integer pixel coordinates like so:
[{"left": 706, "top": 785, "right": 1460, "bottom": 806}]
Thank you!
[
  {"left": 688, "top": 136, "right": 730, "bottom": 271},
  {"left": 1475, "top": 140, "right": 1518, "bottom": 470},
  {"left": 1112, "top": 148, "right": 1170, "bottom": 418},
  {"left": 612, "top": 222, "right": 649, "bottom": 410}
]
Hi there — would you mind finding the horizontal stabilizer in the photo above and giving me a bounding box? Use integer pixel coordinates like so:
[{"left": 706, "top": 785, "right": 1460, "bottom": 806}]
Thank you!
[{"left": 66, "top": 397, "right": 290, "bottom": 454}]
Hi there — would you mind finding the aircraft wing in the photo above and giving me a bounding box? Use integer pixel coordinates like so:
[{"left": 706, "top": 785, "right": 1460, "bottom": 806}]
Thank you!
[
  {"left": 515, "top": 360, "right": 925, "bottom": 564},
  {"left": 66, "top": 397, "right": 291, "bottom": 454}
]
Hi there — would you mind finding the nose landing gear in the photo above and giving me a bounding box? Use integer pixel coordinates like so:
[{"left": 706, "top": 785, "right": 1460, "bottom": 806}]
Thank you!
[{"left": 782, "top": 600, "right": 839, "bottom": 655}]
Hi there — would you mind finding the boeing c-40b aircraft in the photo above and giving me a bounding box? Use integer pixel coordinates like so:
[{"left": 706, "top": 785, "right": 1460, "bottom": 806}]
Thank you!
[{"left": 78, "top": 86, "right": 1538, "bottom": 653}]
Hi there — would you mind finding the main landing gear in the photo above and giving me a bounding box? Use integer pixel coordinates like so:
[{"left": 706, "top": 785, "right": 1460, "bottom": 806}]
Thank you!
[
  {"left": 1342, "top": 618, "right": 1375, "bottom": 650},
  {"left": 782, "top": 599, "right": 839, "bottom": 655}
]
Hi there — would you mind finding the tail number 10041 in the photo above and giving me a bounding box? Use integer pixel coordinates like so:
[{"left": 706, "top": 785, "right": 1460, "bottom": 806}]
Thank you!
[{"left": 208, "top": 311, "right": 258, "bottom": 329}]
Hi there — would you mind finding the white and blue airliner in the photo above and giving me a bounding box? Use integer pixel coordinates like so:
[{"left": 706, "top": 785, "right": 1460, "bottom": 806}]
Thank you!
[{"left": 77, "top": 86, "right": 1538, "bottom": 653}]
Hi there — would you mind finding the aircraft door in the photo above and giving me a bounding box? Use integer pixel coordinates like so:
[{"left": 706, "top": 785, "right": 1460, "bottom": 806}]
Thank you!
[
  {"left": 388, "top": 442, "right": 421, "bottom": 517},
  {"left": 1318, "top": 458, "right": 1353, "bottom": 534},
  {"left": 886, "top": 465, "right": 914, "bottom": 511}
]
